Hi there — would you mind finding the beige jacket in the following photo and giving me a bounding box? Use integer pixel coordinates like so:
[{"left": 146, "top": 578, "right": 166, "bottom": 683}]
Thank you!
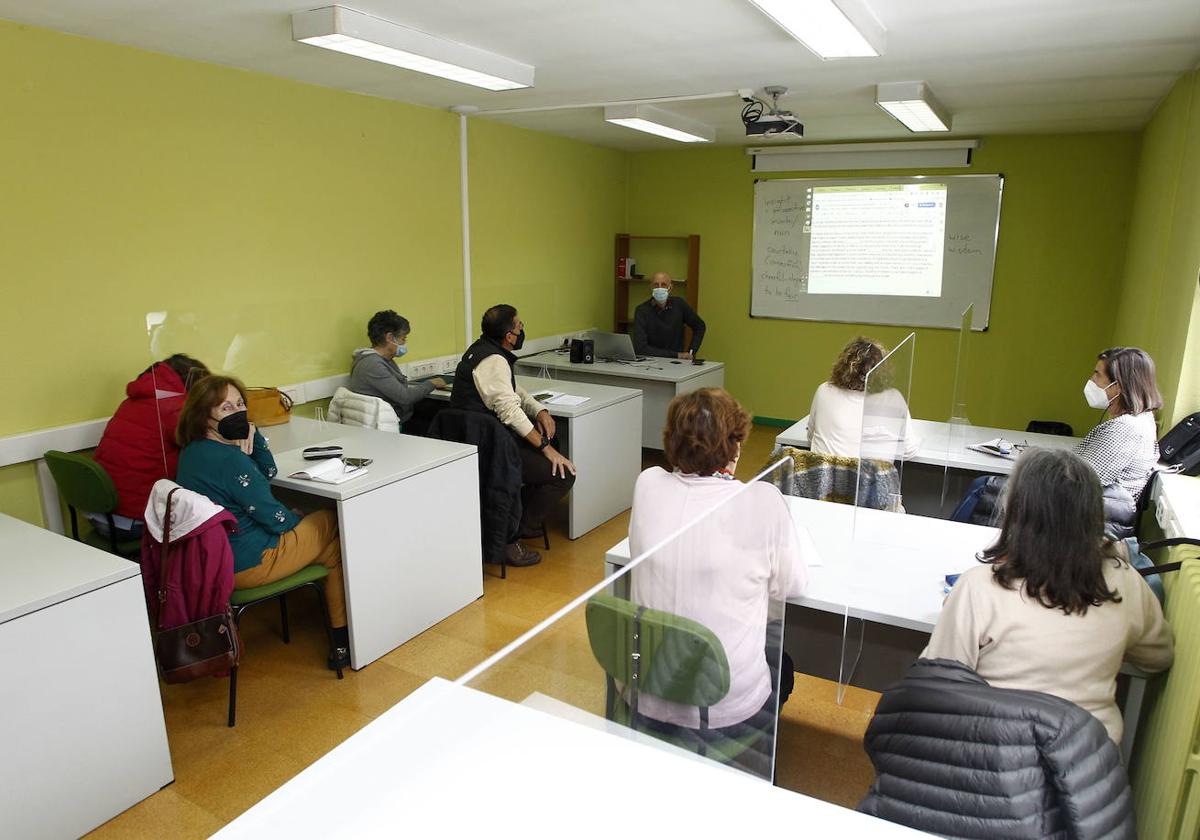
[
  {"left": 472, "top": 355, "right": 546, "bottom": 438},
  {"left": 923, "top": 548, "right": 1173, "bottom": 744}
]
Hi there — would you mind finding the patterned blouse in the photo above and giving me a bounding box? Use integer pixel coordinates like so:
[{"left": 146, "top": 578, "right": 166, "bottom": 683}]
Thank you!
[
  {"left": 176, "top": 430, "right": 301, "bottom": 572},
  {"left": 1074, "top": 411, "right": 1159, "bottom": 501}
]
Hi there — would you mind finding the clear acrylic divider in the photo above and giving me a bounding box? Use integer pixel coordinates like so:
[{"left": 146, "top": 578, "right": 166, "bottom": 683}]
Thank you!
[
  {"left": 145, "top": 303, "right": 344, "bottom": 507},
  {"left": 854, "top": 332, "right": 916, "bottom": 522},
  {"left": 458, "top": 456, "right": 798, "bottom": 783},
  {"left": 940, "top": 305, "right": 974, "bottom": 514},
  {"left": 838, "top": 333, "right": 916, "bottom": 702}
]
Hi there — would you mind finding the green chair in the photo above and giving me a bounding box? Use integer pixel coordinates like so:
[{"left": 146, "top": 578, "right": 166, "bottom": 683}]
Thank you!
[
  {"left": 43, "top": 450, "right": 142, "bottom": 558},
  {"left": 226, "top": 564, "right": 343, "bottom": 727},
  {"left": 585, "top": 593, "right": 772, "bottom": 770}
]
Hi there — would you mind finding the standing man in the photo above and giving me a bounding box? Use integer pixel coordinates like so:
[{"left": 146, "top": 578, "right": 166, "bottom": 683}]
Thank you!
[
  {"left": 632, "top": 272, "right": 707, "bottom": 359},
  {"left": 452, "top": 305, "right": 576, "bottom": 567},
  {"left": 349, "top": 310, "right": 445, "bottom": 433}
]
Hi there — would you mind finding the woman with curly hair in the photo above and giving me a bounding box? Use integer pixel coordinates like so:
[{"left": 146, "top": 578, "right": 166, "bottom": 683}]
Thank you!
[{"left": 809, "top": 336, "right": 920, "bottom": 461}]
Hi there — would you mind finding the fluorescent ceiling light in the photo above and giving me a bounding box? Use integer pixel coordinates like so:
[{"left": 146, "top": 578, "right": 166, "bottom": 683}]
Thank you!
[
  {"left": 876, "top": 82, "right": 952, "bottom": 132},
  {"left": 746, "top": 0, "right": 885, "bottom": 59},
  {"left": 604, "top": 104, "right": 715, "bottom": 143},
  {"left": 292, "top": 6, "right": 534, "bottom": 91}
]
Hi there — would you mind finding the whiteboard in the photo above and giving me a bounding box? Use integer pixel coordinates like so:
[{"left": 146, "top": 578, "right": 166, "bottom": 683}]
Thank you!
[{"left": 750, "top": 175, "right": 1003, "bottom": 330}]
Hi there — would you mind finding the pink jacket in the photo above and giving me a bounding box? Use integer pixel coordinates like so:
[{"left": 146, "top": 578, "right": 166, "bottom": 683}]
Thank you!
[{"left": 140, "top": 480, "right": 237, "bottom": 630}]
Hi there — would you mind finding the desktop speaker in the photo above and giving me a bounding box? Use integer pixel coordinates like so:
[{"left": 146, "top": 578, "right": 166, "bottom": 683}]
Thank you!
[{"left": 570, "top": 339, "right": 595, "bottom": 364}]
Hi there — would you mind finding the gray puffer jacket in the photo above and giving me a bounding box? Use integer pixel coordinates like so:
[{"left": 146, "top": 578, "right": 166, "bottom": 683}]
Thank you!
[{"left": 859, "top": 659, "right": 1135, "bottom": 840}]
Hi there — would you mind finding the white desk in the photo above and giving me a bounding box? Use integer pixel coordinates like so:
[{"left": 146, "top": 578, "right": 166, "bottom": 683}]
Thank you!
[
  {"left": 213, "top": 677, "right": 930, "bottom": 838},
  {"left": 430, "top": 376, "right": 642, "bottom": 538},
  {"left": 0, "top": 514, "right": 173, "bottom": 839},
  {"left": 264, "top": 418, "right": 483, "bottom": 670},
  {"left": 775, "top": 416, "right": 1081, "bottom": 475},
  {"left": 516, "top": 351, "right": 725, "bottom": 449},
  {"left": 1151, "top": 472, "right": 1200, "bottom": 539},
  {"left": 605, "top": 497, "right": 997, "bottom": 632},
  {"left": 604, "top": 495, "right": 1149, "bottom": 764}
]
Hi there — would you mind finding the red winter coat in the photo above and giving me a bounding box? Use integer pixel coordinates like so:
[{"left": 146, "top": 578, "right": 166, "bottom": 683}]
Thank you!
[{"left": 94, "top": 363, "right": 187, "bottom": 519}]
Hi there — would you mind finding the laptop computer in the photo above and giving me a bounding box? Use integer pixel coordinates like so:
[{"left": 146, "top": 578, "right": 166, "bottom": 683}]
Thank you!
[{"left": 591, "top": 331, "right": 644, "bottom": 362}]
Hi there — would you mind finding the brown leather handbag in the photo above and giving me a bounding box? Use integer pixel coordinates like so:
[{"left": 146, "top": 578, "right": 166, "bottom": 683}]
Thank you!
[
  {"left": 152, "top": 488, "right": 242, "bottom": 684},
  {"left": 246, "top": 387, "right": 293, "bottom": 427}
]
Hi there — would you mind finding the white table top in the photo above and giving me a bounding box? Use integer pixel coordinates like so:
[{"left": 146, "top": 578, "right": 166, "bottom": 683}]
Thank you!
[
  {"left": 264, "top": 417, "right": 476, "bottom": 501},
  {"left": 607, "top": 496, "right": 998, "bottom": 634},
  {"left": 429, "top": 375, "right": 641, "bottom": 418},
  {"left": 213, "top": 677, "right": 929, "bottom": 839},
  {"left": 517, "top": 349, "right": 725, "bottom": 384},
  {"left": 0, "top": 513, "right": 141, "bottom": 624},
  {"left": 776, "top": 416, "right": 1081, "bottom": 475}
]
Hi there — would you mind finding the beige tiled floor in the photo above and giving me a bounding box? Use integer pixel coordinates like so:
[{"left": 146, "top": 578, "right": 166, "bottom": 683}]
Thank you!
[{"left": 88, "top": 425, "right": 879, "bottom": 837}]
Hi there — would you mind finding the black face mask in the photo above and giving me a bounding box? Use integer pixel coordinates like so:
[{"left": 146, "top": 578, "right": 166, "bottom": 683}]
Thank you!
[
  {"left": 509, "top": 329, "right": 526, "bottom": 351},
  {"left": 217, "top": 410, "right": 250, "bottom": 441}
]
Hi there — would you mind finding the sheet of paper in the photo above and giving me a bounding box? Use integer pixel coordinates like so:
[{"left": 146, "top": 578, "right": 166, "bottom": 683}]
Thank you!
[{"left": 546, "top": 394, "right": 589, "bottom": 407}]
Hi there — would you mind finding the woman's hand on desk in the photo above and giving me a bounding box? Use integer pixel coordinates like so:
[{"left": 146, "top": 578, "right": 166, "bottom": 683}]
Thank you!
[
  {"left": 543, "top": 445, "right": 576, "bottom": 479},
  {"left": 430, "top": 377, "right": 447, "bottom": 391}
]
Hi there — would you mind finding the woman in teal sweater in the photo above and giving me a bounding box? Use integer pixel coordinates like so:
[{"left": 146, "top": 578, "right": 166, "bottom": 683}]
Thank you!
[{"left": 175, "top": 375, "right": 349, "bottom": 670}]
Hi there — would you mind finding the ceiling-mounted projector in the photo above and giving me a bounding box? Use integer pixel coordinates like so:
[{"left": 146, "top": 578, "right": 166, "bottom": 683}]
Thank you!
[{"left": 741, "top": 85, "right": 804, "bottom": 139}]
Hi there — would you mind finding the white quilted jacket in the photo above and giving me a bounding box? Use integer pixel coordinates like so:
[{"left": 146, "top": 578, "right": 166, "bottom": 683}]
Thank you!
[{"left": 328, "top": 387, "right": 401, "bottom": 433}]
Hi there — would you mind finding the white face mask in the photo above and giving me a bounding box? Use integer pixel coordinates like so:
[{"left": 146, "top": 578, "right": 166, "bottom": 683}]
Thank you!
[{"left": 1084, "top": 379, "right": 1117, "bottom": 410}]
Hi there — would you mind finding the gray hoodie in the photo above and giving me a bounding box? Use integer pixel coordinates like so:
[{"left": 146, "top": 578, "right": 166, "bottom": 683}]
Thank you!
[{"left": 348, "top": 348, "right": 435, "bottom": 425}]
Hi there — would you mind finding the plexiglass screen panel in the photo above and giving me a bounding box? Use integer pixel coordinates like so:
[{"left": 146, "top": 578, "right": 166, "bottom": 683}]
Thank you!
[{"left": 460, "top": 456, "right": 806, "bottom": 783}]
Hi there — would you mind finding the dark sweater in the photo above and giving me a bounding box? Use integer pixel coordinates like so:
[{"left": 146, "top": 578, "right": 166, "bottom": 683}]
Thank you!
[
  {"left": 176, "top": 431, "right": 300, "bottom": 572},
  {"left": 632, "top": 296, "right": 706, "bottom": 358}
]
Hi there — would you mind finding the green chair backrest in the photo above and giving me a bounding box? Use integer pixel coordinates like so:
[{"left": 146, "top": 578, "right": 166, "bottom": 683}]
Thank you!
[
  {"left": 585, "top": 593, "right": 730, "bottom": 709},
  {"left": 43, "top": 450, "right": 120, "bottom": 513}
]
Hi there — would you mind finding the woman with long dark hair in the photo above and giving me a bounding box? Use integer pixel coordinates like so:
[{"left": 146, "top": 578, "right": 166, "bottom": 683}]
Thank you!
[{"left": 925, "top": 448, "right": 1172, "bottom": 744}]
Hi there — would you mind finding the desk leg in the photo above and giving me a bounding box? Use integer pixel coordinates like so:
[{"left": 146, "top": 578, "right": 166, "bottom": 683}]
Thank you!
[
  {"left": 605, "top": 561, "right": 630, "bottom": 599},
  {"left": 1120, "top": 675, "right": 1147, "bottom": 766},
  {"left": 337, "top": 454, "right": 483, "bottom": 669},
  {"left": 563, "top": 396, "right": 642, "bottom": 539},
  {"left": 638, "top": 382, "right": 674, "bottom": 449}
]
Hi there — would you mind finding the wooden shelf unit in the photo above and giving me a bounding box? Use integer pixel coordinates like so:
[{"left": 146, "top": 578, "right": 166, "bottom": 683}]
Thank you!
[{"left": 613, "top": 234, "right": 700, "bottom": 341}]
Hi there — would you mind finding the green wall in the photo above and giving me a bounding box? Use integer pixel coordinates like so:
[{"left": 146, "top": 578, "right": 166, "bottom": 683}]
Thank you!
[
  {"left": 625, "top": 135, "right": 1141, "bottom": 433},
  {"left": 468, "top": 118, "right": 626, "bottom": 337},
  {"left": 1114, "top": 69, "right": 1200, "bottom": 425},
  {"left": 0, "top": 19, "right": 625, "bottom": 525}
]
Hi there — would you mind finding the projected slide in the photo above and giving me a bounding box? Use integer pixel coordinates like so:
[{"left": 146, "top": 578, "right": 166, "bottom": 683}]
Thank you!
[
  {"left": 751, "top": 175, "right": 1002, "bottom": 329},
  {"left": 805, "top": 184, "right": 947, "bottom": 297}
]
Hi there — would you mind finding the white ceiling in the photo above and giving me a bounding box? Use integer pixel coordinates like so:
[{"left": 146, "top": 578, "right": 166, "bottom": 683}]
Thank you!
[{"left": 2, "top": 0, "right": 1198, "bottom": 150}]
